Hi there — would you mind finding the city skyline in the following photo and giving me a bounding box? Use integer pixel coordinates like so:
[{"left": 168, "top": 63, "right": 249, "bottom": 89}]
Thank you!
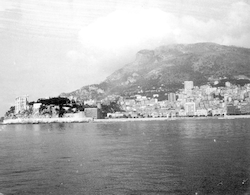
[{"left": 1, "top": 0, "right": 250, "bottom": 116}]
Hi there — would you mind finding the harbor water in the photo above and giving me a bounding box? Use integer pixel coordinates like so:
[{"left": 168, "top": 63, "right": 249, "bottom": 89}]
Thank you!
[{"left": 0, "top": 119, "right": 249, "bottom": 194}]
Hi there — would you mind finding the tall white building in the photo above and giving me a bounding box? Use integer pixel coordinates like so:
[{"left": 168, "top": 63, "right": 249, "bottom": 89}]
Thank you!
[
  {"left": 185, "top": 102, "right": 196, "bottom": 116},
  {"left": 184, "top": 81, "right": 194, "bottom": 93},
  {"left": 168, "top": 93, "right": 176, "bottom": 102},
  {"left": 15, "top": 96, "right": 28, "bottom": 114}
]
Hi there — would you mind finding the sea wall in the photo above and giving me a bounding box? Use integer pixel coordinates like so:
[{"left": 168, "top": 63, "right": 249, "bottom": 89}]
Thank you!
[
  {"left": 3, "top": 115, "right": 250, "bottom": 125},
  {"left": 93, "top": 117, "right": 172, "bottom": 123},
  {"left": 219, "top": 115, "right": 250, "bottom": 119},
  {"left": 3, "top": 117, "right": 93, "bottom": 124}
]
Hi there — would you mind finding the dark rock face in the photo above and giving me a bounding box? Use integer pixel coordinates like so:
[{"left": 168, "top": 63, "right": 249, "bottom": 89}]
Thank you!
[{"left": 61, "top": 42, "right": 250, "bottom": 99}]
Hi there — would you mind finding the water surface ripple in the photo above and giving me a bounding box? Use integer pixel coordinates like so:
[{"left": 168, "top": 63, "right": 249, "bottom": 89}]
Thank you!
[{"left": 0, "top": 119, "right": 249, "bottom": 194}]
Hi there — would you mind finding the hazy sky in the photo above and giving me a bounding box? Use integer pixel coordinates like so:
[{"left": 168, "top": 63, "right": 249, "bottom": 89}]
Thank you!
[{"left": 0, "top": 0, "right": 250, "bottom": 116}]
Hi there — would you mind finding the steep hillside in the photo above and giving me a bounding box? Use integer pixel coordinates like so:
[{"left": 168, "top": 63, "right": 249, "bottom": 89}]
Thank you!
[{"left": 61, "top": 42, "right": 250, "bottom": 100}]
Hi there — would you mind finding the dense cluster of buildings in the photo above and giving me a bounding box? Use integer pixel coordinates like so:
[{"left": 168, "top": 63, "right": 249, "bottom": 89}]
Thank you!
[
  {"left": 10, "top": 80, "right": 250, "bottom": 120},
  {"left": 107, "top": 81, "right": 250, "bottom": 118}
]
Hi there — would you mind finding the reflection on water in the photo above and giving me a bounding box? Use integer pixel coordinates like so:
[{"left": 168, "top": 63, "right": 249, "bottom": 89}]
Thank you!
[{"left": 0, "top": 119, "right": 250, "bottom": 195}]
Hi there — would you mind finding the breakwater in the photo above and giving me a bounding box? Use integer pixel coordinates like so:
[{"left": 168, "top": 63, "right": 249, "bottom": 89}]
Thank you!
[{"left": 2, "top": 117, "right": 93, "bottom": 124}]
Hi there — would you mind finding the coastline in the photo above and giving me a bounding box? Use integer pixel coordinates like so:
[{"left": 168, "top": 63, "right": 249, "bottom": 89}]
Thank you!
[
  {"left": 2, "top": 117, "right": 93, "bottom": 125},
  {"left": 93, "top": 116, "right": 219, "bottom": 123},
  {"left": 2, "top": 116, "right": 213, "bottom": 125},
  {"left": 2, "top": 115, "right": 250, "bottom": 125},
  {"left": 218, "top": 115, "right": 250, "bottom": 119}
]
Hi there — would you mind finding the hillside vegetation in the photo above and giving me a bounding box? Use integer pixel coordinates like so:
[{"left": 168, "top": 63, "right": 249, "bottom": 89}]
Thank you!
[{"left": 61, "top": 42, "right": 250, "bottom": 99}]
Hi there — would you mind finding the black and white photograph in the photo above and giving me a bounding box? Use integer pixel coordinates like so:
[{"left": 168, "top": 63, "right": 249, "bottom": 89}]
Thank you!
[{"left": 0, "top": 0, "right": 250, "bottom": 194}]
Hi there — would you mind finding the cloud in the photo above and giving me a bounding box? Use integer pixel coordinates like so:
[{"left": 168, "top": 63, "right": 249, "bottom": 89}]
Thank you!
[
  {"left": 0, "top": 1, "right": 13, "bottom": 12},
  {"left": 67, "top": 50, "right": 81, "bottom": 61},
  {"left": 67, "top": 2, "right": 250, "bottom": 81},
  {"left": 78, "top": 9, "right": 177, "bottom": 54},
  {"left": 72, "top": 8, "right": 180, "bottom": 77},
  {"left": 220, "top": 1, "right": 250, "bottom": 46}
]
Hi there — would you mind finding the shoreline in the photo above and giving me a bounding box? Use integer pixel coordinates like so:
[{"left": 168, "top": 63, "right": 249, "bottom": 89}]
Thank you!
[
  {"left": 2, "top": 115, "right": 250, "bottom": 125},
  {"left": 93, "top": 116, "right": 219, "bottom": 123},
  {"left": 218, "top": 115, "right": 250, "bottom": 119},
  {"left": 2, "top": 117, "right": 93, "bottom": 125}
]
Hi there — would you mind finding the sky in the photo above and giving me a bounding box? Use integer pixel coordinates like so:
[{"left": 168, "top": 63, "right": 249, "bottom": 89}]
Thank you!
[{"left": 0, "top": 0, "right": 250, "bottom": 116}]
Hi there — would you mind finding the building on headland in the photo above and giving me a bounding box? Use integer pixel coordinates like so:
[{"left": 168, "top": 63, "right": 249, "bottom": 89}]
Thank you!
[{"left": 15, "top": 96, "right": 28, "bottom": 114}]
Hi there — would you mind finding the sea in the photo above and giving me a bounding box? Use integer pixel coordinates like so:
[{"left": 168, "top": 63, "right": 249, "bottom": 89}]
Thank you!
[{"left": 0, "top": 118, "right": 249, "bottom": 195}]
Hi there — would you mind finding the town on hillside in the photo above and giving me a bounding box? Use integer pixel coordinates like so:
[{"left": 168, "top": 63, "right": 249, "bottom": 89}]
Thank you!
[{"left": 4, "top": 80, "right": 250, "bottom": 121}]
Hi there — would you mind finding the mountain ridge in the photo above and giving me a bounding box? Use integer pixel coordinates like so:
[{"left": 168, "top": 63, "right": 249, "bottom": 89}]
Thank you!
[{"left": 61, "top": 42, "right": 250, "bottom": 100}]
